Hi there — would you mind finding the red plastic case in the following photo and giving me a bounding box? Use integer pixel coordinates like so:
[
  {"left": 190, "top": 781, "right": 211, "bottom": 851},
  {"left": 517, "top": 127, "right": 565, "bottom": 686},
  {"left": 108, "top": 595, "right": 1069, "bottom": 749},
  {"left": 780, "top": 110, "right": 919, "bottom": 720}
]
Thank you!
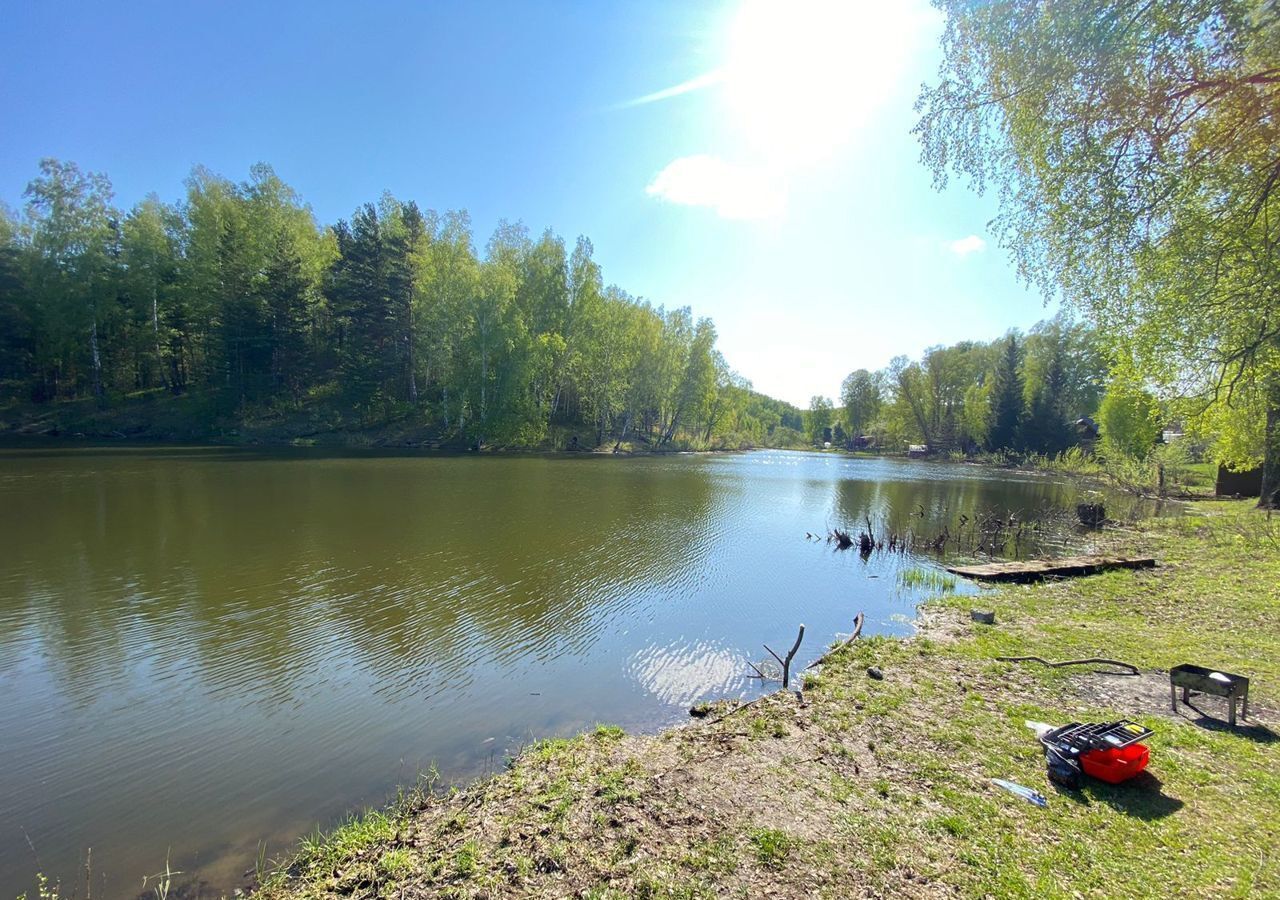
[{"left": 1080, "top": 743, "right": 1149, "bottom": 783}]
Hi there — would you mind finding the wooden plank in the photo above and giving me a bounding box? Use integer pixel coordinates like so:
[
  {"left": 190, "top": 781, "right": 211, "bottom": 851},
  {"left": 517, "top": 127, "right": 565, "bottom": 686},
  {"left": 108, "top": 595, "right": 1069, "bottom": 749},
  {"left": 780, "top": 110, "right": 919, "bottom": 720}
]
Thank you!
[{"left": 944, "top": 555, "right": 1156, "bottom": 583}]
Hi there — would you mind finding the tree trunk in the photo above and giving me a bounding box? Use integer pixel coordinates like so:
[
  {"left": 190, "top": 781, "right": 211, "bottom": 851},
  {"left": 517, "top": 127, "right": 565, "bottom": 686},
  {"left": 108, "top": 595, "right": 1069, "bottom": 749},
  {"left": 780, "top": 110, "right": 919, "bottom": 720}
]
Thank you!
[
  {"left": 89, "top": 317, "right": 104, "bottom": 405},
  {"left": 406, "top": 334, "right": 418, "bottom": 404},
  {"left": 480, "top": 344, "right": 487, "bottom": 423},
  {"left": 1260, "top": 375, "right": 1280, "bottom": 509},
  {"left": 662, "top": 403, "right": 683, "bottom": 446},
  {"left": 152, "top": 279, "right": 163, "bottom": 389},
  {"left": 548, "top": 384, "right": 563, "bottom": 431},
  {"left": 614, "top": 410, "right": 631, "bottom": 453}
]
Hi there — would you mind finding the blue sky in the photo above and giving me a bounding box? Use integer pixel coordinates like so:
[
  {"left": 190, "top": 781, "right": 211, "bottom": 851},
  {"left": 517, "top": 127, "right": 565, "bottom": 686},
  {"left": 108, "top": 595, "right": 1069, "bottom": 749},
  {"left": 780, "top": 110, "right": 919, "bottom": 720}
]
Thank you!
[{"left": 0, "top": 0, "right": 1056, "bottom": 407}]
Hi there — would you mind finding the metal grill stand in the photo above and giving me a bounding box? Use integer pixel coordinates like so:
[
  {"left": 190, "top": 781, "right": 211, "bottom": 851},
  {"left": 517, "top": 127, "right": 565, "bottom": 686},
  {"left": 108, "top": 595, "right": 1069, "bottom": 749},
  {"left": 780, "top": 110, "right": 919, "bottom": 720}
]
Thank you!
[{"left": 1170, "top": 664, "right": 1250, "bottom": 726}]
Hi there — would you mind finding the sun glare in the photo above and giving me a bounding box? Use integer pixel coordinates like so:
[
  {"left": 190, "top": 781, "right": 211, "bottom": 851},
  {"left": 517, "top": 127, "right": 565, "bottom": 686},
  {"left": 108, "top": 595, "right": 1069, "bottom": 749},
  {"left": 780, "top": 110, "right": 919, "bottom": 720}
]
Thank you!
[
  {"left": 639, "top": 0, "right": 937, "bottom": 219},
  {"left": 722, "top": 0, "right": 927, "bottom": 165}
]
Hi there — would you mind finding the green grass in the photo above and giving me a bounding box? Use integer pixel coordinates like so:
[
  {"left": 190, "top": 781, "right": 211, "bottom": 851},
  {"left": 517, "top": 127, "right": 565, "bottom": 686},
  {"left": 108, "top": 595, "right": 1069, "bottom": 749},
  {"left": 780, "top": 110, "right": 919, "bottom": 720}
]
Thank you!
[
  {"left": 814, "top": 502, "right": 1280, "bottom": 896},
  {"left": 897, "top": 565, "right": 959, "bottom": 594},
  {"left": 452, "top": 841, "right": 480, "bottom": 878},
  {"left": 681, "top": 836, "right": 739, "bottom": 876},
  {"left": 296, "top": 811, "right": 397, "bottom": 873},
  {"left": 747, "top": 828, "right": 795, "bottom": 869},
  {"left": 931, "top": 500, "right": 1280, "bottom": 697},
  {"left": 1184, "top": 460, "right": 1218, "bottom": 489},
  {"left": 596, "top": 759, "right": 643, "bottom": 805},
  {"left": 376, "top": 847, "right": 415, "bottom": 880}
]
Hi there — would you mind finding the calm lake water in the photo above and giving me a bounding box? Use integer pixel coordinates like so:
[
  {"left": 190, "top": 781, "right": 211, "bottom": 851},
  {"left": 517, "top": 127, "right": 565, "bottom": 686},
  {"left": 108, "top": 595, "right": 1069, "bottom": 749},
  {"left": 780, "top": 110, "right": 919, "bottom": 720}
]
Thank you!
[{"left": 0, "top": 447, "right": 1154, "bottom": 898}]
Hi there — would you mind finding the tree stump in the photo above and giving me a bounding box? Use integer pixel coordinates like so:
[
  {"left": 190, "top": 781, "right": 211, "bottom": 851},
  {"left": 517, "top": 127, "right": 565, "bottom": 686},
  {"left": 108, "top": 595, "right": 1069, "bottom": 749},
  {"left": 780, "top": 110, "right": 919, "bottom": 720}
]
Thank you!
[{"left": 1076, "top": 503, "right": 1106, "bottom": 528}]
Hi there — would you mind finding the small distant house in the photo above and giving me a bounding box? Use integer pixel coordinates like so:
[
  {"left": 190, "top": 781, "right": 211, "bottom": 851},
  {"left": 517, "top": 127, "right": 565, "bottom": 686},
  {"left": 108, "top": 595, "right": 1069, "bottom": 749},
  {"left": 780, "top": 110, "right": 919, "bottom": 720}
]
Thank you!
[{"left": 1074, "top": 417, "right": 1099, "bottom": 440}]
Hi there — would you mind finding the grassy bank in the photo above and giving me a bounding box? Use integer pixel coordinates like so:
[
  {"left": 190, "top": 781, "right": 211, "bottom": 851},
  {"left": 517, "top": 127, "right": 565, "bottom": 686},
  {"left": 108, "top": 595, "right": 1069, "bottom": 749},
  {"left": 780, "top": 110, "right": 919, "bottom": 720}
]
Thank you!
[
  {"left": 247, "top": 501, "right": 1277, "bottom": 899},
  {"left": 946, "top": 447, "right": 1219, "bottom": 500}
]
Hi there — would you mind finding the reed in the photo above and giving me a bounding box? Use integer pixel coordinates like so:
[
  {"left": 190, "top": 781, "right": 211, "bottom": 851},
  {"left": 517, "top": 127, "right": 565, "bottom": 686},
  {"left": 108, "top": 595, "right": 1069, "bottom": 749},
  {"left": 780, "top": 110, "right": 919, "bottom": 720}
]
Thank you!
[{"left": 896, "top": 566, "right": 958, "bottom": 594}]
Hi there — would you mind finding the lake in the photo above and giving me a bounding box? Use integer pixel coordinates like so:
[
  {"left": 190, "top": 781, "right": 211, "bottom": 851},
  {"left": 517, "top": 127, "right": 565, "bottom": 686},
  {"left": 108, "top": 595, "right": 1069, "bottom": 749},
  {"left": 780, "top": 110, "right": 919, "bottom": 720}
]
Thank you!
[{"left": 0, "top": 447, "right": 1154, "bottom": 898}]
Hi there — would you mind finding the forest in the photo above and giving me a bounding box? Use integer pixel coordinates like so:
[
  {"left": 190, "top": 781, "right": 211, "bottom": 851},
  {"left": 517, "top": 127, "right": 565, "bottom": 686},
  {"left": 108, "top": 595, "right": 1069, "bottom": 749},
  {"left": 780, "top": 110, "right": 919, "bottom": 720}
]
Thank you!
[
  {"left": 0, "top": 159, "right": 805, "bottom": 450},
  {"left": 813, "top": 317, "right": 1137, "bottom": 456},
  {"left": 810, "top": 316, "right": 1224, "bottom": 493}
]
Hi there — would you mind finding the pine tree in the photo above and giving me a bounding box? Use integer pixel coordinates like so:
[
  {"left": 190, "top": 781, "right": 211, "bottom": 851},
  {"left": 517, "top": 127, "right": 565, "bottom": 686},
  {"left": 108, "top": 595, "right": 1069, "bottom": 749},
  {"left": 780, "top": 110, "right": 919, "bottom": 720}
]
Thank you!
[
  {"left": 263, "top": 232, "right": 311, "bottom": 401},
  {"left": 1021, "top": 342, "right": 1072, "bottom": 454},
  {"left": 986, "top": 335, "right": 1023, "bottom": 451},
  {"left": 329, "top": 205, "right": 395, "bottom": 407}
]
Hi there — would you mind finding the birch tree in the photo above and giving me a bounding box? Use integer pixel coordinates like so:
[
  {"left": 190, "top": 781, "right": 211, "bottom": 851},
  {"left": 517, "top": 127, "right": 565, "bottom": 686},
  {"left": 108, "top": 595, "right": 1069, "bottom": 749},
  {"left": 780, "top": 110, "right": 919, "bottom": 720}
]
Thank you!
[{"left": 916, "top": 0, "right": 1280, "bottom": 505}]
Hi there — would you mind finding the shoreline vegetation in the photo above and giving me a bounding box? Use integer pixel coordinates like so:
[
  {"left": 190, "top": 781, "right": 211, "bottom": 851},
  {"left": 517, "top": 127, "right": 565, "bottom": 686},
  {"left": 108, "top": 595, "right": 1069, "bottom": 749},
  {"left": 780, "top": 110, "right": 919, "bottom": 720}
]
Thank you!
[
  {"left": 948, "top": 447, "right": 1219, "bottom": 503},
  {"left": 0, "top": 393, "right": 1223, "bottom": 499},
  {"left": 94, "top": 500, "right": 1268, "bottom": 900},
  {"left": 0, "top": 395, "right": 1222, "bottom": 516},
  {"left": 0, "top": 392, "right": 809, "bottom": 454}
]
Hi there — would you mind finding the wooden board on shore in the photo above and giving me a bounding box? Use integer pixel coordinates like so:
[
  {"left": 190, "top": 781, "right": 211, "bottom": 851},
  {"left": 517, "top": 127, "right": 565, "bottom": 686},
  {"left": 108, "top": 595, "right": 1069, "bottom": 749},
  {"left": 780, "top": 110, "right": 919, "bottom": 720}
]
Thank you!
[{"left": 945, "top": 555, "right": 1156, "bottom": 583}]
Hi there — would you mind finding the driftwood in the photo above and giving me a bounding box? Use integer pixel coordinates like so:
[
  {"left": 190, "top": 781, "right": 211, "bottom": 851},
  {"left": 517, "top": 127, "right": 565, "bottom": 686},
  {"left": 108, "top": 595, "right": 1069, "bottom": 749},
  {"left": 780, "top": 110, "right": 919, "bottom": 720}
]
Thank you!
[
  {"left": 996, "top": 655, "right": 1140, "bottom": 675},
  {"left": 702, "top": 684, "right": 809, "bottom": 727},
  {"left": 702, "top": 693, "right": 770, "bottom": 726},
  {"left": 806, "top": 612, "right": 865, "bottom": 670},
  {"left": 764, "top": 624, "right": 806, "bottom": 689}
]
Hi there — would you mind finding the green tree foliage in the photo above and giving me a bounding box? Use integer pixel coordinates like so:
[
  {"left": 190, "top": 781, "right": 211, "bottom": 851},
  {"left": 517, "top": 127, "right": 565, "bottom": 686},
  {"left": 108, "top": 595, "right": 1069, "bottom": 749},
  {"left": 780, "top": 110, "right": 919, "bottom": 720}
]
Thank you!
[
  {"left": 22, "top": 159, "right": 118, "bottom": 403},
  {"left": 839, "top": 368, "right": 882, "bottom": 438},
  {"left": 1098, "top": 377, "right": 1161, "bottom": 460},
  {"left": 879, "top": 344, "right": 996, "bottom": 452},
  {"left": 916, "top": 0, "right": 1280, "bottom": 505},
  {"left": 887, "top": 355, "right": 932, "bottom": 447},
  {"left": 1021, "top": 345, "right": 1072, "bottom": 456},
  {"left": 806, "top": 395, "right": 834, "bottom": 445},
  {"left": 1022, "top": 316, "right": 1106, "bottom": 424},
  {"left": 740, "top": 392, "right": 806, "bottom": 448},
  {"left": 0, "top": 205, "right": 33, "bottom": 383},
  {"left": 986, "top": 335, "right": 1024, "bottom": 452},
  {"left": 849, "top": 318, "right": 1109, "bottom": 455},
  {"left": 0, "top": 158, "right": 794, "bottom": 451}
]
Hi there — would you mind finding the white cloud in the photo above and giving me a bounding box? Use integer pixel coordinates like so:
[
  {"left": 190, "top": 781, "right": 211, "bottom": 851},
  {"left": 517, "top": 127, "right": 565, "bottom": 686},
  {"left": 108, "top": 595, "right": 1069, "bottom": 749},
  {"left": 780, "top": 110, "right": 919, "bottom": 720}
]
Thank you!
[
  {"left": 646, "top": 155, "right": 786, "bottom": 220},
  {"left": 616, "top": 68, "right": 728, "bottom": 110},
  {"left": 947, "top": 234, "right": 986, "bottom": 257}
]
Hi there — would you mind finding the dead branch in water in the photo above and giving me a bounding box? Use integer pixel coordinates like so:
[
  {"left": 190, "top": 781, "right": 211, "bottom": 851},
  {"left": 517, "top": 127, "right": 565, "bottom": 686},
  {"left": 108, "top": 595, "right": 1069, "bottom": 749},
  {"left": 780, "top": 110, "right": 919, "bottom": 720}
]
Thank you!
[
  {"left": 806, "top": 611, "right": 865, "bottom": 670},
  {"left": 996, "top": 655, "right": 1139, "bottom": 675},
  {"left": 764, "top": 624, "right": 806, "bottom": 689}
]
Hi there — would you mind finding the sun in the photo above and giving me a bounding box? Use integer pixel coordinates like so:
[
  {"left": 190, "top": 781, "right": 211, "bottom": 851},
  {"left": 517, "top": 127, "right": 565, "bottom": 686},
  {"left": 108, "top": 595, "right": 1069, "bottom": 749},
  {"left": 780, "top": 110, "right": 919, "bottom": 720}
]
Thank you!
[
  {"left": 633, "top": 1, "right": 937, "bottom": 219},
  {"left": 720, "top": 0, "right": 928, "bottom": 165}
]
